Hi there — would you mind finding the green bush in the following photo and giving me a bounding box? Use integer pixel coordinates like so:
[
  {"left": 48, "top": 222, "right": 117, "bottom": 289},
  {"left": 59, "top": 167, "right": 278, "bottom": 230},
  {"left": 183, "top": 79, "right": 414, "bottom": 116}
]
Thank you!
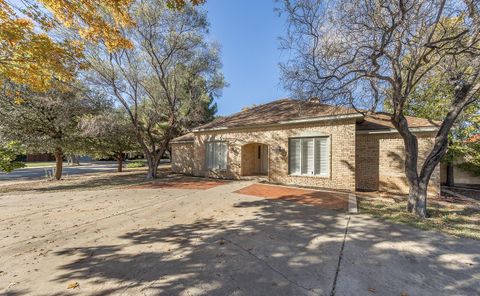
[
  {"left": 0, "top": 141, "right": 25, "bottom": 173},
  {"left": 126, "top": 160, "right": 146, "bottom": 168},
  {"left": 458, "top": 162, "right": 480, "bottom": 176}
]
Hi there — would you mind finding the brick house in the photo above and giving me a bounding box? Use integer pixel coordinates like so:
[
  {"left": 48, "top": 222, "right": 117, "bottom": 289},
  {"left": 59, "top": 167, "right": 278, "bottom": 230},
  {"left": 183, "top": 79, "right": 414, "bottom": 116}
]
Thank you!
[{"left": 170, "top": 99, "right": 440, "bottom": 196}]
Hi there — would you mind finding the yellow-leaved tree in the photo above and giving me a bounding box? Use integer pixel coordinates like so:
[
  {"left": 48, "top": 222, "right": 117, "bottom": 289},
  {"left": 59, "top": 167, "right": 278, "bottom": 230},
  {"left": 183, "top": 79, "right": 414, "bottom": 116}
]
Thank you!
[{"left": 0, "top": 0, "right": 204, "bottom": 90}]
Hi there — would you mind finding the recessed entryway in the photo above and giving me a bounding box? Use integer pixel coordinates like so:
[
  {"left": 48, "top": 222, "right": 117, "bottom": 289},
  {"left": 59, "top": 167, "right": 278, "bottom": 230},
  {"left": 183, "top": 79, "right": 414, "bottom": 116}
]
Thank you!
[{"left": 241, "top": 143, "right": 269, "bottom": 176}]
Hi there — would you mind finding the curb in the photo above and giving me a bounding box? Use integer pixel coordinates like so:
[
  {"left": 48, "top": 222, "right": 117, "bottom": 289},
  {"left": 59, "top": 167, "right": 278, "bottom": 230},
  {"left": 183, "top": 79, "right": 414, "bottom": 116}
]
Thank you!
[{"left": 348, "top": 193, "right": 358, "bottom": 214}]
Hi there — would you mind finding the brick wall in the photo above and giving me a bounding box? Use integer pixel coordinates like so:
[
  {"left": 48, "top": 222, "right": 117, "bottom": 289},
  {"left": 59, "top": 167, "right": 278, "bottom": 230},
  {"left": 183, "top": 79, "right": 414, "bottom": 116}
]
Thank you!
[
  {"left": 241, "top": 143, "right": 257, "bottom": 176},
  {"left": 171, "top": 142, "right": 194, "bottom": 175},
  {"left": 356, "top": 132, "right": 440, "bottom": 196},
  {"left": 172, "top": 119, "right": 358, "bottom": 191}
]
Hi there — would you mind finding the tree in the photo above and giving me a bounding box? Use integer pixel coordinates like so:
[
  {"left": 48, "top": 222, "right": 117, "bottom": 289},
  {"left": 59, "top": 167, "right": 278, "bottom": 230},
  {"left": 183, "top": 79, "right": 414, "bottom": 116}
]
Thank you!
[
  {"left": 391, "top": 68, "right": 480, "bottom": 186},
  {"left": 0, "top": 81, "right": 98, "bottom": 180},
  {"left": 0, "top": 0, "right": 204, "bottom": 90},
  {"left": 279, "top": 0, "right": 480, "bottom": 217},
  {"left": 457, "top": 136, "right": 480, "bottom": 176},
  {"left": 0, "top": 0, "right": 135, "bottom": 90},
  {"left": 79, "top": 109, "right": 139, "bottom": 172},
  {"left": 166, "top": 0, "right": 206, "bottom": 9},
  {"left": 0, "top": 141, "right": 25, "bottom": 172},
  {"left": 86, "top": 1, "right": 224, "bottom": 179}
]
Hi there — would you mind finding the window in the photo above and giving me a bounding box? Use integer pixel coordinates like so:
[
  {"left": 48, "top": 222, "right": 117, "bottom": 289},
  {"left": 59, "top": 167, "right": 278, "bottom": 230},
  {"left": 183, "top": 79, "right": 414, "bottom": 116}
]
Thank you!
[
  {"left": 289, "top": 137, "right": 329, "bottom": 176},
  {"left": 206, "top": 141, "right": 227, "bottom": 170}
]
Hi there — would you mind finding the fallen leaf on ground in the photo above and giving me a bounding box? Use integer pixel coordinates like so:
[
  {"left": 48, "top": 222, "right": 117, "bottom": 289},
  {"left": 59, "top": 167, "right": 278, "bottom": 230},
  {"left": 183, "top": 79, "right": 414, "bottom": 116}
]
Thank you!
[
  {"left": 400, "top": 292, "right": 408, "bottom": 296},
  {"left": 368, "top": 287, "right": 376, "bottom": 293},
  {"left": 67, "top": 282, "right": 79, "bottom": 289},
  {"left": 8, "top": 282, "right": 17, "bottom": 288}
]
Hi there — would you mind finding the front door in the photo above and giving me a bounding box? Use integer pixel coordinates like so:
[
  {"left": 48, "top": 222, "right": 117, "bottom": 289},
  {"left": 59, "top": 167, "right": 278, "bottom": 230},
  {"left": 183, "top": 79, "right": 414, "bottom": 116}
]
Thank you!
[{"left": 254, "top": 144, "right": 268, "bottom": 175}]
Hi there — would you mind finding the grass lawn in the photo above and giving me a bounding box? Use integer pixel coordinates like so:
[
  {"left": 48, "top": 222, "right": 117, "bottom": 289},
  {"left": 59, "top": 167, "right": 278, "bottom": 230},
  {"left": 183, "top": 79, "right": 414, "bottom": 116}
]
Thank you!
[
  {"left": 22, "top": 161, "right": 58, "bottom": 168},
  {"left": 0, "top": 166, "right": 173, "bottom": 195},
  {"left": 358, "top": 195, "right": 480, "bottom": 240}
]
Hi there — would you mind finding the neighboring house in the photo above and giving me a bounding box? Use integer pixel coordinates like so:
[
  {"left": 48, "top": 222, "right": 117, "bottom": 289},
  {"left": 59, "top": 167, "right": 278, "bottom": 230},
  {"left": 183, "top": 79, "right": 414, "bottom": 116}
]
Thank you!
[
  {"left": 171, "top": 98, "right": 441, "bottom": 196},
  {"left": 440, "top": 134, "right": 480, "bottom": 186},
  {"left": 440, "top": 161, "right": 480, "bottom": 186}
]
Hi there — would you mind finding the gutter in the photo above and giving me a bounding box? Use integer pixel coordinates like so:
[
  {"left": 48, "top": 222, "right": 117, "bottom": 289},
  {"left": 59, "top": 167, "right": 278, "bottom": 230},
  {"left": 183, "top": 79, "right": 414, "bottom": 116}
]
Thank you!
[
  {"left": 192, "top": 113, "right": 364, "bottom": 132},
  {"left": 170, "top": 140, "right": 194, "bottom": 144},
  {"left": 356, "top": 126, "right": 439, "bottom": 135}
]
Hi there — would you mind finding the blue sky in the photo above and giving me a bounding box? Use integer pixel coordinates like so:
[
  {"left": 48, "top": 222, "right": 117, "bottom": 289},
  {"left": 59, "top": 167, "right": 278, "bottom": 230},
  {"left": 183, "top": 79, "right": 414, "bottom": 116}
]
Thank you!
[{"left": 204, "top": 0, "right": 289, "bottom": 115}]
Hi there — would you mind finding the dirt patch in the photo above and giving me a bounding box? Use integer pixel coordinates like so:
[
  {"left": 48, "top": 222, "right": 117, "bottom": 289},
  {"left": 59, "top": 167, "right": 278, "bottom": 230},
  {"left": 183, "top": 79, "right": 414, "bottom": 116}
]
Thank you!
[
  {"left": 129, "top": 177, "right": 229, "bottom": 190},
  {"left": 235, "top": 184, "right": 348, "bottom": 211}
]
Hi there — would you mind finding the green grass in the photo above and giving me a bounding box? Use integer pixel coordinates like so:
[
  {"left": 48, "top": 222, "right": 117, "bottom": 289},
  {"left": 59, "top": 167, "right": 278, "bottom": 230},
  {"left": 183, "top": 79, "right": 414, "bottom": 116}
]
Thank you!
[
  {"left": 126, "top": 160, "right": 147, "bottom": 168},
  {"left": 22, "top": 162, "right": 58, "bottom": 168},
  {"left": 358, "top": 197, "right": 480, "bottom": 240}
]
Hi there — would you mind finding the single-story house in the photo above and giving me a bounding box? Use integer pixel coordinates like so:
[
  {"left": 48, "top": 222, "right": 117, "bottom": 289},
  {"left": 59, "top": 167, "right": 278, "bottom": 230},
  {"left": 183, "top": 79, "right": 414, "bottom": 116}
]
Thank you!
[
  {"left": 171, "top": 98, "right": 440, "bottom": 196},
  {"left": 440, "top": 134, "right": 480, "bottom": 186}
]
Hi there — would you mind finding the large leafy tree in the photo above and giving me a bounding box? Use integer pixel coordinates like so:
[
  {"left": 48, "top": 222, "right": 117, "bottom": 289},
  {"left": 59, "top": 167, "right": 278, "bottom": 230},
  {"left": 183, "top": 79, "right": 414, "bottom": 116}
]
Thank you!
[
  {"left": 458, "top": 137, "right": 480, "bottom": 176},
  {"left": 79, "top": 109, "right": 139, "bottom": 172},
  {"left": 279, "top": 0, "right": 480, "bottom": 217},
  {"left": 87, "top": 1, "right": 224, "bottom": 179},
  {"left": 397, "top": 68, "right": 480, "bottom": 185},
  {"left": 0, "top": 81, "right": 100, "bottom": 179},
  {"left": 0, "top": 0, "right": 134, "bottom": 90},
  {"left": 0, "top": 0, "right": 204, "bottom": 90}
]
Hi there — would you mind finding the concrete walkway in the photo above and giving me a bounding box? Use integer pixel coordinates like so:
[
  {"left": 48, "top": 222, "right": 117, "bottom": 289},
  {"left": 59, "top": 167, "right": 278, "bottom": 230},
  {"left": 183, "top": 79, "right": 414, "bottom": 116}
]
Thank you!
[{"left": 0, "top": 181, "right": 478, "bottom": 295}]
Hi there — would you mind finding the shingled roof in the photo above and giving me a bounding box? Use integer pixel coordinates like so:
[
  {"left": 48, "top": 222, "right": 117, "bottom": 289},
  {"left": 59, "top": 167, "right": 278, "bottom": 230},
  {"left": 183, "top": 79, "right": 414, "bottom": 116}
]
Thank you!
[
  {"left": 357, "top": 113, "right": 440, "bottom": 131},
  {"left": 193, "top": 98, "right": 360, "bottom": 131},
  {"left": 171, "top": 99, "right": 439, "bottom": 143}
]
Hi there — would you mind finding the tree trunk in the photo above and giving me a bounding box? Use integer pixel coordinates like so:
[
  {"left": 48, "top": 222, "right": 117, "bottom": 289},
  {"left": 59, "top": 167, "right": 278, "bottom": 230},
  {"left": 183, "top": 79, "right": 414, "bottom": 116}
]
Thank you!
[
  {"left": 391, "top": 110, "right": 433, "bottom": 218},
  {"left": 146, "top": 155, "right": 157, "bottom": 179},
  {"left": 446, "top": 163, "right": 454, "bottom": 187},
  {"left": 145, "top": 148, "right": 166, "bottom": 180},
  {"left": 117, "top": 152, "right": 124, "bottom": 172},
  {"left": 54, "top": 147, "right": 63, "bottom": 180},
  {"left": 73, "top": 155, "right": 80, "bottom": 165},
  {"left": 407, "top": 179, "right": 428, "bottom": 218}
]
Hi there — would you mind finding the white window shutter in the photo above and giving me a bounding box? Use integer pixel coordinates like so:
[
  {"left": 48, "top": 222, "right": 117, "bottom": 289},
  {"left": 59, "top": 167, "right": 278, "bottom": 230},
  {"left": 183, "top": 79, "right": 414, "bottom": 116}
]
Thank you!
[
  {"left": 314, "top": 138, "right": 321, "bottom": 175},
  {"left": 318, "top": 138, "right": 329, "bottom": 176},
  {"left": 289, "top": 139, "right": 301, "bottom": 174},
  {"left": 206, "top": 141, "right": 227, "bottom": 170},
  {"left": 219, "top": 142, "right": 227, "bottom": 170},
  {"left": 302, "top": 138, "right": 314, "bottom": 175},
  {"left": 289, "top": 137, "right": 329, "bottom": 177},
  {"left": 215, "top": 144, "right": 218, "bottom": 169},
  {"left": 206, "top": 142, "right": 214, "bottom": 169}
]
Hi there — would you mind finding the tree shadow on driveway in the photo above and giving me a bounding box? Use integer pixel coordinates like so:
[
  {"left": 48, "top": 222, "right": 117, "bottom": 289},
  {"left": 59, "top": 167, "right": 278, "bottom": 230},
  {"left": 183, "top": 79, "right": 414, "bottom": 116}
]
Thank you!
[{"left": 37, "top": 198, "right": 480, "bottom": 295}]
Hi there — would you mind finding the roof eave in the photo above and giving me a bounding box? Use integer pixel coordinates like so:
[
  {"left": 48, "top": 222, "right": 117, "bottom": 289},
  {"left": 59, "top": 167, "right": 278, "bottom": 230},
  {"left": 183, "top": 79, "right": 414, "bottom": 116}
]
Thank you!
[
  {"left": 170, "top": 140, "right": 194, "bottom": 144},
  {"left": 356, "top": 126, "right": 439, "bottom": 135}
]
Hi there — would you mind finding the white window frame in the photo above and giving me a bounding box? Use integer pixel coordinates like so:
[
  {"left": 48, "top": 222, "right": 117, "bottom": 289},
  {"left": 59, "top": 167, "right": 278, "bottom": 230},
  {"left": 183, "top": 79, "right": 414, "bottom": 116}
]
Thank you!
[
  {"left": 288, "top": 136, "right": 330, "bottom": 177},
  {"left": 205, "top": 141, "right": 228, "bottom": 171}
]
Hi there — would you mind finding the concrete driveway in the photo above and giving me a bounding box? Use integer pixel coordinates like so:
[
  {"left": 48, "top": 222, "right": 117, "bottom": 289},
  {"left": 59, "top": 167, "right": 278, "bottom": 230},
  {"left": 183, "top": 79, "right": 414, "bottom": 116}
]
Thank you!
[{"left": 0, "top": 180, "right": 478, "bottom": 295}]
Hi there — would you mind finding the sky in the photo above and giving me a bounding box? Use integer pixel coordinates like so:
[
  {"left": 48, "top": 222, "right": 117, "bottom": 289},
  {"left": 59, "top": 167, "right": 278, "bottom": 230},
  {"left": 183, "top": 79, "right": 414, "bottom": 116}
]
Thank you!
[{"left": 204, "top": 0, "right": 289, "bottom": 116}]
